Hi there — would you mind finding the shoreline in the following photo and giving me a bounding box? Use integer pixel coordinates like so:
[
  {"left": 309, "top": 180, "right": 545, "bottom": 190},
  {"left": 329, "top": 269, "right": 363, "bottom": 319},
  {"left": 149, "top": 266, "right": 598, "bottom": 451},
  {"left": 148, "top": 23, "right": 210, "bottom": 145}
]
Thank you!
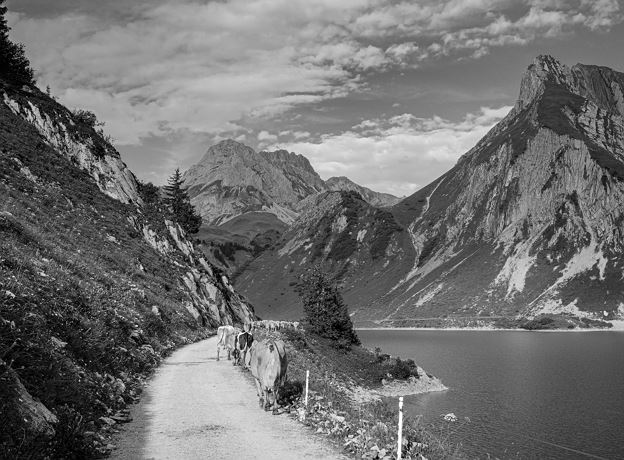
[
  {"left": 356, "top": 323, "right": 624, "bottom": 332},
  {"left": 347, "top": 366, "right": 448, "bottom": 403}
]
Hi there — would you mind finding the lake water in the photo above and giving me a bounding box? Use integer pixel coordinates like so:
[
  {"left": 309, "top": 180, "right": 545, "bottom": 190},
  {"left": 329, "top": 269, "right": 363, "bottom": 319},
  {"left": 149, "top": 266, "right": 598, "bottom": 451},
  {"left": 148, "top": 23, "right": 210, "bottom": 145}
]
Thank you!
[{"left": 358, "top": 329, "right": 624, "bottom": 459}]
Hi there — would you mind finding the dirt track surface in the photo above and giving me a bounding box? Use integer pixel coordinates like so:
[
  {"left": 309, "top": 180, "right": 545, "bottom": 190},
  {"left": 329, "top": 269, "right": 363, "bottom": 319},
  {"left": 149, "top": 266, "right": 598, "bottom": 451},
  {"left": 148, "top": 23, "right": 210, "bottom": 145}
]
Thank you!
[{"left": 111, "top": 336, "right": 346, "bottom": 460}]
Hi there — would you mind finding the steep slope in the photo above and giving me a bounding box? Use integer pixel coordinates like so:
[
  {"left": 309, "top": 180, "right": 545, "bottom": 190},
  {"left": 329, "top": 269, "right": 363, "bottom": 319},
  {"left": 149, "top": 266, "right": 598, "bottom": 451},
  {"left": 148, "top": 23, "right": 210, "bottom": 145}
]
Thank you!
[
  {"left": 235, "top": 191, "right": 408, "bottom": 320},
  {"left": 326, "top": 176, "right": 400, "bottom": 207},
  {"left": 236, "top": 55, "right": 624, "bottom": 327},
  {"left": 0, "top": 80, "right": 254, "bottom": 457}
]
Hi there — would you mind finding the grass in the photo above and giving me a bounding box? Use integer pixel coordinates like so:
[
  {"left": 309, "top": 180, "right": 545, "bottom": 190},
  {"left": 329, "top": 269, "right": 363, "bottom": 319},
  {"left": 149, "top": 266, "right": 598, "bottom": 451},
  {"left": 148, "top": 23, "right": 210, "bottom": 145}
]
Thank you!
[
  {"left": 253, "top": 328, "right": 463, "bottom": 459},
  {"left": 0, "top": 81, "right": 227, "bottom": 458}
]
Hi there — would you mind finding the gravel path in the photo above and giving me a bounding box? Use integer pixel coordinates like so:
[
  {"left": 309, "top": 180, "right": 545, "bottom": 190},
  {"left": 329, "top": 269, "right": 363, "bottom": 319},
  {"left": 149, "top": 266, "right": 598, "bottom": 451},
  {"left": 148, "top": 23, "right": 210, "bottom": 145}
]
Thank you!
[{"left": 111, "top": 336, "right": 346, "bottom": 459}]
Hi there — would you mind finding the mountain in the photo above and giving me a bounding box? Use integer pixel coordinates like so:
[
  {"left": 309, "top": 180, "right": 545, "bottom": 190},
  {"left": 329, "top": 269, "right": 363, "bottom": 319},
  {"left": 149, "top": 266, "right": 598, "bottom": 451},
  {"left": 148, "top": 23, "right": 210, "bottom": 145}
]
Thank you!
[
  {"left": 326, "top": 176, "right": 401, "bottom": 207},
  {"left": 259, "top": 149, "right": 327, "bottom": 198},
  {"left": 0, "top": 80, "right": 254, "bottom": 456},
  {"left": 183, "top": 140, "right": 400, "bottom": 225},
  {"left": 235, "top": 190, "right": 406, "bottom": 320},
  {"left": 235, "top": 55, "right": 624, "bottom": 328},
  {"left": 183, "top": 140, "right": 299, "bottom": 225},
  {"left": 184, "top": 140, "right": 399, "bottom": 275}
]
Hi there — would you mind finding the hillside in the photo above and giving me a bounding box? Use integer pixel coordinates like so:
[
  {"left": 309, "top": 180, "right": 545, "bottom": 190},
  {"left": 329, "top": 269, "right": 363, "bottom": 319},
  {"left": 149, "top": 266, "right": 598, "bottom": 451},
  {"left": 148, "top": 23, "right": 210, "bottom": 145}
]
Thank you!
[
  {"left": 235, "top": 191, "right": 409, "bottom": 320},
  {"left": 235, "top": 55, "right": 624, "bottom": 328},
  {"left": 0, "top": 79, "right": 254, "bottom": 457},
  {"left": 326, "top": 176, "right": 401, "bottom": 207}
]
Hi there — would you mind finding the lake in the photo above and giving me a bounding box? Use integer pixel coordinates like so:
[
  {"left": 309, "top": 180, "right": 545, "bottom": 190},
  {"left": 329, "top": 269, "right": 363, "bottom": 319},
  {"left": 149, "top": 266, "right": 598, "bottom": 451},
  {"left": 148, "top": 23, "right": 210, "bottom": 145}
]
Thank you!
[{"left": 358, "top": 329, "right": 624, "bottom": 459}]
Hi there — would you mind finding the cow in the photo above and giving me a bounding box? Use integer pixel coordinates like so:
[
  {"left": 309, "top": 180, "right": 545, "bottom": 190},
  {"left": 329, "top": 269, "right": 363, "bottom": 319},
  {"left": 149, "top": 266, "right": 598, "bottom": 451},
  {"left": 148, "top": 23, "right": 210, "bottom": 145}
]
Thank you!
[
  {"left": 249, "top": 339, "right": 287, "bottom": 414},
  {"left": 233, "top": 330, "right": 254, "bottom": 367},
  {"left": 216, "top": 325, "right": 240, "bottom": 361}
]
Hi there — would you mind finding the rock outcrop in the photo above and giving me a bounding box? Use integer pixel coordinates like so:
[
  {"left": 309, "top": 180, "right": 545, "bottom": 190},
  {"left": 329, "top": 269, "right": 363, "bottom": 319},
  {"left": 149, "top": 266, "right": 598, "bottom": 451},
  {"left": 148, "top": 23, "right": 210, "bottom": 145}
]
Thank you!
[
  {"left": 134, "top": 217, "right": 254, "bottom": 326},
  {"left": 1, "top": 84, "right": 139, "bottom": 204},
  {"left": 0, "top": 359, "right": 58, "bottom": 441}
]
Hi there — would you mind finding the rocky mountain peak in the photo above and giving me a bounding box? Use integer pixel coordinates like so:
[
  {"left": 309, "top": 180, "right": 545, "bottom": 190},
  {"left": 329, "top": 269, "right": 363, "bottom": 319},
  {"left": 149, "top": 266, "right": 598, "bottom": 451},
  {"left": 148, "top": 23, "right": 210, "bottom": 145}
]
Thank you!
[
  {"left": 517, "top": 55, "right": 571, "bottom": 109},
  {"left": 517, "top": 55, "right": 624, "bottom": 117},
  {"left": 260, "top": 149, "right": 315, "bottom": 173},
  {"left": 199, "top": 139, "right": 259, "bottom": 165}
]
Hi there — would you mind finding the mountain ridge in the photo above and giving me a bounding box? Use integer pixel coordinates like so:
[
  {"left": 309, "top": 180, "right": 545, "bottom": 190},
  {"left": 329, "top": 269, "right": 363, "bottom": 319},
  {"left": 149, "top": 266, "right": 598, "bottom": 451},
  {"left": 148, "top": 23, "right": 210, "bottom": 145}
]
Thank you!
[
  {"left": 183, "top": 139, "right": 400, "bottom": 226},
  {"left": 234, "top": 55, "right": 624, "bottom": 327}
]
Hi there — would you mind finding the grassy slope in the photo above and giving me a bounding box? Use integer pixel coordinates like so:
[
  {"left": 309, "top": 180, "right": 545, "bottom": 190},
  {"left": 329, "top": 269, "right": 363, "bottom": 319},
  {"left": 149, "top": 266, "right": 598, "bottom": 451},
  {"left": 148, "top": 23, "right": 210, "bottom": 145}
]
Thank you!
[
  {"left": 196, "top": 211, "right": 287, "bottom": 275},
  {"left": 0, "top": 86, "right": 228, "bottom": 458},
  {"left": 252, "top": 328, "right": 461, "bottom": 459}
]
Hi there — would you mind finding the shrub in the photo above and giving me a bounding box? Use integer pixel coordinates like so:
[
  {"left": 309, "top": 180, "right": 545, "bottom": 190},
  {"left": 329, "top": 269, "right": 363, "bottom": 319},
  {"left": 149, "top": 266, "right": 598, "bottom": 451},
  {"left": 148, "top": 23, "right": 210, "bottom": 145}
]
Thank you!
[{"left": 299, "top": 267, "right": 359, "bottom": 348}]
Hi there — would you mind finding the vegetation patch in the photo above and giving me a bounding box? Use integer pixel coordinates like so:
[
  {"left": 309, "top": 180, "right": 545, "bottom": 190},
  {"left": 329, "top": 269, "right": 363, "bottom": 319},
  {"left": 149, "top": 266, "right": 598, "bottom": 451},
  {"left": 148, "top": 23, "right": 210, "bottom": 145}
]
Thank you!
[
  {"left": 369, "top": 209, "right": 403, "bottom": 260},
  {"left": 252, "top": 327, "right": 459, "bottom": 459}
]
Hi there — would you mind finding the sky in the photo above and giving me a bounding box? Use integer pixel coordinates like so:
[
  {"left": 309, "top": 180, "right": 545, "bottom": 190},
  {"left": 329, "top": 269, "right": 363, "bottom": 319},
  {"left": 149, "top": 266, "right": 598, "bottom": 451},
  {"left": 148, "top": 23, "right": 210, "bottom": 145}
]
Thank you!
[{"left": 7, "top": 0, "right": 624, "bottom": 197}]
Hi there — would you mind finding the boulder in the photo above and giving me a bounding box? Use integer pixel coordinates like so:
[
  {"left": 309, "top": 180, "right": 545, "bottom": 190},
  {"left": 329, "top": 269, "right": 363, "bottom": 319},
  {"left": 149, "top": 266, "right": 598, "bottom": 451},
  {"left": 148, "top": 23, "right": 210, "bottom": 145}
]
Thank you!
[{"left": 0, "top": 360, "right": 58, "bottom": 440}]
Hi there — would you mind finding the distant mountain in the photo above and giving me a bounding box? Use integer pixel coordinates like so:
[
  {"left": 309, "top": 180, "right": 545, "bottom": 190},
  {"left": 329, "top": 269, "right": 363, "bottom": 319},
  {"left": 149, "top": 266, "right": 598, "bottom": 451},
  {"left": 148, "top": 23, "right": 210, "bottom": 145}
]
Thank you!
[
  {"left": 259, "top": 149, "right": 326, "bottom": 198},
  {"left": 183, "top": 140, "right": 399, "bottom": 227},
  {"left": 183, "top": 140, "right": 400, "bottom": 275},
  {"left": 183, "top": 140, "right": 299, "bottom": 225},
  {"left": 235, "top": 190, "right": 405, "bottom": 320},
  {"left": 235, "top": 55, "right": 624, "bottom": 327},
  {"left": 326, "top": 176, "right": 401, "bottom": 207}
]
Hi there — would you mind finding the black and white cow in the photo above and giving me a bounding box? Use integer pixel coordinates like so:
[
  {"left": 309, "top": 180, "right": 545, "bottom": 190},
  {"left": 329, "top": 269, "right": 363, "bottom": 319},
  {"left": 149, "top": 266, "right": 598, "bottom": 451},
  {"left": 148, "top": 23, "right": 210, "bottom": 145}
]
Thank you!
[{"left": 233, "top": 330, "right": 254, "bottom": 367}]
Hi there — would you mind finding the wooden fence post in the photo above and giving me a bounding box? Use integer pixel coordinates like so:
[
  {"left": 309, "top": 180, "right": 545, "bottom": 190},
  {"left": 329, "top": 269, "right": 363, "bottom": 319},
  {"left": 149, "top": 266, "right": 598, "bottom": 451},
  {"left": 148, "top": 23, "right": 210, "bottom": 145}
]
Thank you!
[
  {"left": 397, "top": 396, "right": 404, "bottom": 460},
  {"left": 304, "top": 370, "right": 310, "bottom": 408}
]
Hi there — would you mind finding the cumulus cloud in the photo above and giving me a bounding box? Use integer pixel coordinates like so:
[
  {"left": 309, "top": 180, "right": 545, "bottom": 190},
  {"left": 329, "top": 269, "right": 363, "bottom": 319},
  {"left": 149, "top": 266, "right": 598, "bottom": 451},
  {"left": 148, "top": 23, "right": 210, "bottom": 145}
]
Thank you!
[
  {"left": 7, "top": 1, "right": 622, "bottom": 187},
  {"left": 265, "top": 106, "right": 513, "bottom": 196},
  {"left": 10, "top": 0, "right": 622, "bottom": 148}
]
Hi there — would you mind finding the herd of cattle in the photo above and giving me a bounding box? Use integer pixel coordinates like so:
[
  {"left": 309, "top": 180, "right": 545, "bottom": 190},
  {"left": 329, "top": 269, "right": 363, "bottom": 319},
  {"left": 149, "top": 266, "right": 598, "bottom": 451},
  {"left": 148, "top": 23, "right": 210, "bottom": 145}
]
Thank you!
[
  {"left": 216, "top": 322, "right": 299, "bottom": 413},
  {"left": 250, "top": 320, "right": 300, "bottom": 331}
]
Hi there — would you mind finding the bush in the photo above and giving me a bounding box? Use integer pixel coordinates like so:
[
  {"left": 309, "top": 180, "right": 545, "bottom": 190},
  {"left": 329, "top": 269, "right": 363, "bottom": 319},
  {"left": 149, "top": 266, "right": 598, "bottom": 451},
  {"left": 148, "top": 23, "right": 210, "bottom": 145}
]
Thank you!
[
  {"left": 299, "top": 267, "right": 359, "bottom": 348},
  {"left": 521, "top": 316, "right": 555, "bottom": 330}
]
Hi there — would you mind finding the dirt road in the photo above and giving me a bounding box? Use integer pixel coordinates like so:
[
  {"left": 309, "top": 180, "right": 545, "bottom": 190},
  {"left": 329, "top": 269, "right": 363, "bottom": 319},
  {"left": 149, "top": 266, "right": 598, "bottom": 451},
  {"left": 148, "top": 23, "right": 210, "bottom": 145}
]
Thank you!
[{"left": 111, "top": 336, "right": 346, "bottom": 460}]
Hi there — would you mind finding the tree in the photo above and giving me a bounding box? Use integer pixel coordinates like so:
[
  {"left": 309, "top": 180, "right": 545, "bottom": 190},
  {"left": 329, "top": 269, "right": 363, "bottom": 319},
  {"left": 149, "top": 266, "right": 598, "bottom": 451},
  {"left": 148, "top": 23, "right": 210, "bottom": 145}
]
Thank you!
[
  {"left": 163, "top": 168, "right": 202, "bottom": 234},
  {"left": 0, "top": 0, "right": 35, "bottom": 85},
  {"left": 300, "top": 267, "right": 360, "bottom": 348}
]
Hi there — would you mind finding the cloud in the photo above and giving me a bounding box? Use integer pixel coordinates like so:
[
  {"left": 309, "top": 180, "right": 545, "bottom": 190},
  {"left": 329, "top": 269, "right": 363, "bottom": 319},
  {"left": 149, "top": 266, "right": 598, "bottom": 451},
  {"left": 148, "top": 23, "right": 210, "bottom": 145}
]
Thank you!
[
  {"left": 264, "top": 105, "right": 513, "bottom": 196},
  {"left": 9, "top": 0, "right": 622, "bottom": 150}
]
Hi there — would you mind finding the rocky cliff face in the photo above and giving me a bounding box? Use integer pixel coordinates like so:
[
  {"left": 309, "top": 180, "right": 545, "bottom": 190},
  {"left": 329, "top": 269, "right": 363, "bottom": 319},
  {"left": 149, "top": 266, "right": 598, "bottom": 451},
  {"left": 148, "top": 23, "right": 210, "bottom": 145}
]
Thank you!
[
  {"left": 235, "top": 55, "right": 624, "bottom": 326},
  {"left": 325, "top": 176, "right": 401, "bottom": 207},
  {"left": 259, "top": 149, "right": 327, "bottom": 198},
  {"left": 1, "top": 85, "right": 139, "bottom": 204}
]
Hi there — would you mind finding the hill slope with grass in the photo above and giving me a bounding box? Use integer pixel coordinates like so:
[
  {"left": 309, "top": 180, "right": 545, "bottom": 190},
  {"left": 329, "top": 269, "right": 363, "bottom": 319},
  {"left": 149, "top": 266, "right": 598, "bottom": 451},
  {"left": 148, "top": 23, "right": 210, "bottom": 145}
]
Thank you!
[{"left": 0, "top": 77, "right": 254, "bottom": 458}]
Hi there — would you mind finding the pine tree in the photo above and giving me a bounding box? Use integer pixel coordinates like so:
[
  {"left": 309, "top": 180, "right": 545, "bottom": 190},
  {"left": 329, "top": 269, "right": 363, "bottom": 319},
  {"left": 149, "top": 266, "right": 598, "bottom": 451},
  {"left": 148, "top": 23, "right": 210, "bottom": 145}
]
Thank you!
[
  {"left": 300, "top": 267, "right": 360, "bottom": 348},
  {"left": 163, "top": 168, "right": 202, "bottom": 234},
  {"left": 0, "top": 0, "right": 35, "bottom": 85}
]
